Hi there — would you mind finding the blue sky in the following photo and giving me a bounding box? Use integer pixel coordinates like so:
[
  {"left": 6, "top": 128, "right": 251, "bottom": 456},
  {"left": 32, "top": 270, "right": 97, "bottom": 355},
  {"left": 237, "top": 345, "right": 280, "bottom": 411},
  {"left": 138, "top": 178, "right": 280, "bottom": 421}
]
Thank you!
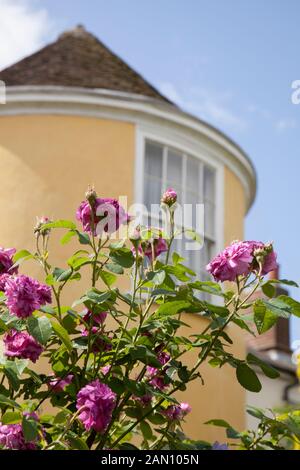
[{"left": 1, "top": 0, "right": 299, "bottom": 342}]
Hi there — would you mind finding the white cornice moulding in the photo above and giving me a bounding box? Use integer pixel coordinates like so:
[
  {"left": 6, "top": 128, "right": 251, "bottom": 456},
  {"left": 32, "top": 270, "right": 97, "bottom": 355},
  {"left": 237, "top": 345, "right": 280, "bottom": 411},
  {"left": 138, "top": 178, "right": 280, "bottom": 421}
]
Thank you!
[{"left": 0, "top": 85, "right": 256, "bottom": 211}]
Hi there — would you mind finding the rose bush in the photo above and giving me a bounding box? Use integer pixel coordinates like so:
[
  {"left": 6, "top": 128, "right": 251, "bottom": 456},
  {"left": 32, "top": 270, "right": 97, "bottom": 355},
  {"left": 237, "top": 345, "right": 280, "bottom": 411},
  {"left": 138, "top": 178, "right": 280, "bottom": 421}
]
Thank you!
[{"left": 0, "top": 187, "right": 298, "bottom": 450}]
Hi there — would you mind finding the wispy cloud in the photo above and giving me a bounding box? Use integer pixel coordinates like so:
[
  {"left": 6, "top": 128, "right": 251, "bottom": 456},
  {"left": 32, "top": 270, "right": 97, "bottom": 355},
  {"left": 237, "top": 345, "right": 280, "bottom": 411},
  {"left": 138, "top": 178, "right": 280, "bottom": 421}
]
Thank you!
[
  {"left": 247, "top": 104, "right": 272, "bottom": 120},
  {"left": 275, "top": 118, "right": 297, "bottom": 132},
  {"left": 0, "top": 0, "right": 53, "bottom": 70},
  {"left": 159, "top": 81, "right": 247, "bottom": 133}
]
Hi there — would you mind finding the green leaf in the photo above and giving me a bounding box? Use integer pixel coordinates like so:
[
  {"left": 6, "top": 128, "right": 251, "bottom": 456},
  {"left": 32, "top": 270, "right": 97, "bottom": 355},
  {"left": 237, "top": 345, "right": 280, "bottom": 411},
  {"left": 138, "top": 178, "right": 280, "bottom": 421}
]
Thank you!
[
  {"left": 42, "top": 219, "right": 76, "bottom": 230},
  {"left": 22, "top": 416, "right": 39, "bottom": 442},
  {"left": 156, "top": 300, "right": 191, "bottom": 316},
  {"left": 60, "top": 230, "right": 76, "bottom": 245},
  {"left": 190, "top": 281, "right": 223, "bottom": 297},
  {"left": 146, "top": 270, "right": 166, "bottom": 286},
  {"left": 0, "top": 394, "right": 21, "bottom": 409},
  {"left": 254, "top": 300, "right": 278, "bottom": 334},
  {"left": 247, "top": 353, "right": 280, "bottom": 379},
  {"left": 125, "top": 407, "right": 141, "bottom": 419},
  {"left": 25, "top": 369, "right": 43, "bottom": 385},
  {"left": 164, "top": 265, "right": 191, "bottom": 282},
  {"left": 119, "top": 443, "right": 140, "bottom": 450},
  {"left": 109, "top": 240, "right": 126, "bottom": 249},
  {"left": 54, "top": 409, "right": 72, "bottom": 424},
  {"left": 13, "top": 249, "right": 33, "bottom": 263},
  {"left": 236, "top": 363, "right": 262, "bottom": 392},
  {"left": 4, "top": 365, "right": 20, "bottom": 391},
  {"left": 261, "top": 282, "right": 276, "bottom": 298},
  {"left": 0, "top": 317, "right": 9, "bottom": 332},
  {"left": 140, "top": 421, "right": 153, "bottom": 440},
  {"left": 27, "top": 316, "right": 53, "bottom": 345},
  {"left": 151, "top": 288, "right": 176, "bottom": 297},
  {"left": 172, "top": 252, "right": 184, "bottom": 265},
  {"left": 99, "top": 270, "right": 117, "bottom": 287},
  {"left": 1, "top": 411, "right": 21, "bottom": 424},
  {"left": 226, "top": 427, "right": 241, "bottom": 439},
  {"left": 73, "top": 337, "right": 88, "bottom": 350},
  {"left": 51, "top": 320, "right": 73, "bottom": 352},
  {"left": 246, "top": 406, "right": 266, "bottom": 420},
  {"left": 86, "top": 290, "right": 111, "bottom": 304},
  {"left": 254, "top": 297, "right": 293, "bottom": 335},
  {"left": 184, "top": 228, "right": 202, "bottom": 244},
  {"left": 178, "top": 366, "right": 190, "bottom": 382},
  {"left": 209, "top": 357, "right": 222, "bottom": 368},
  {"left": 262, "top": 298, "right": 292, "bottom": 318},
  {"left": 52, "top": 267, "right": 73, "bottom": 282},
  {"left": 62, "top": 314, "right": 78, "bottom": 334},
  {"left": 148, "top": 413, "right": 166, "bottom": 425},
  {"left": 13, "top": 359, "right": 29, "bottom": 376},
  {"left": 232, "top": 317, "right": 255, "bottom": 335},
  {"left": 106, "top": 263, "right": 124, "bottom": 274},
  {"left": 66, "top": 432, "right": 89, "bottom": 450},
  {"left": 270, "top": 279, "right": 299, "bottom": 288},
  {"left": 40, "top": 305, "right": 56, "bottom": 315},
  {"left": 108, "top": 378, "right": 126, "bottom": 395},
  {"left": 110, "top": 248, "right": 135, "bottom": 268},
  {"left": 130, "top": 345, "right": 162, "bottom": 367},
  {"left": 76, "top": 231, "right": 91, "bottom": 245},
  {"left": 72, "top": 297, "right": 88, "bottom": 308},
  {"left": 204, "top": 303, "right": 230, "bottom": 317},
  {"left": 45, "top": 274, "right": 56, "bottom": 286},
  {"left": 205, "top": 419, "right": 231, "bottom": 428},
  {"left": 277, "top": 295, "right": 300, "bottom": 318},
  {"left": 68, "top": 256, "right": 91, "bottom": 270}
]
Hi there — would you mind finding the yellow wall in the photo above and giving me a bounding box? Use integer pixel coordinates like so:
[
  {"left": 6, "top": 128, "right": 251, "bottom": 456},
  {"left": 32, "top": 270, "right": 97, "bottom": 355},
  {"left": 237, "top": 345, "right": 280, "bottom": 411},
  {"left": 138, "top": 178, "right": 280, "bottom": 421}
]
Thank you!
[
  {"left": 0, "top": 114, "right": 248, "bottom": 442},
  {"left": 0, "top": 115, "right": 134, "bottom": 293},
  {"left": 224, "top": 166, "right": 245, "bottom": 245}
]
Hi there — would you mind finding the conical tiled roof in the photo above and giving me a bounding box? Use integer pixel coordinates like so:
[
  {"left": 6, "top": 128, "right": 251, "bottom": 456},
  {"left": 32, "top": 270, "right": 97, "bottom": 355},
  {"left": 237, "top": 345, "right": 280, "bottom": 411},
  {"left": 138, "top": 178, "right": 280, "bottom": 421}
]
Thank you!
[{"left": 0, "top": 25, "right": 172, "bottom": 104}]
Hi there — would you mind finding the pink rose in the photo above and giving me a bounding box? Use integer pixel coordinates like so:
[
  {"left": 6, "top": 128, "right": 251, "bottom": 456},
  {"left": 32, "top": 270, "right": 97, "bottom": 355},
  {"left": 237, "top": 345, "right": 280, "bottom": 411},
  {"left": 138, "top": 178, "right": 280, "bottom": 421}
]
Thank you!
[
  {"left": 207, "top": 240, "right": 278, "bottom": 282},
  {"left": 76, "top": 198, "right": 129, "bottom": 235},
  {"left": 0, "top": 247, "right": 18, "bottom": 275},
  {"left": 162, "top": 402, "right": 191, "bottom": 421},
  {"left": 246, "top": 241, "right": 278, "bottom": 275},
  {"left": 0, "top": 424, "right": 37, "bottom": 450},
  {"left": 76, "top": 380, "right": 116, "bottom": 433},
  {"left": 161, "top": 188, "right": 177, "bottom": 206},
  {"left": 5, "top": 275, "right": 51, "bottom": 318},
  {"left": 4, "top": 330, "right": 43, "bottom": 363}
]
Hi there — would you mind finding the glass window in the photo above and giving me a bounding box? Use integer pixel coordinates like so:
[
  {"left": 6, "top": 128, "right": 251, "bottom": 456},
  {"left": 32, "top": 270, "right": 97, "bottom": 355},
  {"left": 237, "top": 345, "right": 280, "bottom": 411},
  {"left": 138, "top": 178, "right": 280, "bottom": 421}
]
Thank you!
[{"left": 143, "top": 140, "right": 216, "bottom": 283}]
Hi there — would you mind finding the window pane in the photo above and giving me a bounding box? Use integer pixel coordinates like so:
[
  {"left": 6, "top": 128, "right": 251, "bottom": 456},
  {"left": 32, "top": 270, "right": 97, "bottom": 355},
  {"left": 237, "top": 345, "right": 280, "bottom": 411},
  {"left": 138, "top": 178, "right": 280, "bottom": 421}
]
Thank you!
[
  {"left": 204, "top": 165, "right": 215, "bottom": 203},
  {"left": 204, "top": 201, "right": 215, "bottom": 239},
  {"left": 143, "top": 141, "right": 217, "bottom": 301},
  {"left": 144, "top": 177, "right": 162, "bottom": 212},
  {"left": 183, "top": 196, "right": 194, "bottom": 229},
  {"left": 184, "top": 246, "right": 201, "bottom": 274},
  {"left": 186, "top": 157, "right": 200, "bottom": 200},
  {"left": 144, "top": 141, "right": 163, "bottom": 213},
  {"left": 167, "top": 149, "right": 182, "bottom": 187},
  {"left": 145, "top": 141, "right": 163, "bottom": 178}
]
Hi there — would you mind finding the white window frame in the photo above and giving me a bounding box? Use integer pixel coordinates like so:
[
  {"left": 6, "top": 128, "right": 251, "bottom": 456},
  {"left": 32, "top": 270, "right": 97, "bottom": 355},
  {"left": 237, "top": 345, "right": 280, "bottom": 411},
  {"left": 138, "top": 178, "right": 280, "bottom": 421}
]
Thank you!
[{"left": 134, "top": 125, "right": 224, "bottom": 264}]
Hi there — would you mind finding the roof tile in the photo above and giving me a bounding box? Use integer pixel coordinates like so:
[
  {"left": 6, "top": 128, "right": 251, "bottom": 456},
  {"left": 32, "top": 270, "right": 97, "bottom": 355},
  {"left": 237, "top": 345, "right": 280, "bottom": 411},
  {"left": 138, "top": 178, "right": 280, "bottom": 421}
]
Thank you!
[{"left": 0, "top": 25, "right": 172, "bottom": 104}]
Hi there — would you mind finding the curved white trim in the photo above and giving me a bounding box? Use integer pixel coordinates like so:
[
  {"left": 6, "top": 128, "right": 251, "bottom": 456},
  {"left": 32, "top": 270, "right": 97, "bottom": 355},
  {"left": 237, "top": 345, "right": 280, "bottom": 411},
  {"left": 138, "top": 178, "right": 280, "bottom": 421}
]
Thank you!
[{"left": 0, "top": 85, "right": 256, "bottom": 211}]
